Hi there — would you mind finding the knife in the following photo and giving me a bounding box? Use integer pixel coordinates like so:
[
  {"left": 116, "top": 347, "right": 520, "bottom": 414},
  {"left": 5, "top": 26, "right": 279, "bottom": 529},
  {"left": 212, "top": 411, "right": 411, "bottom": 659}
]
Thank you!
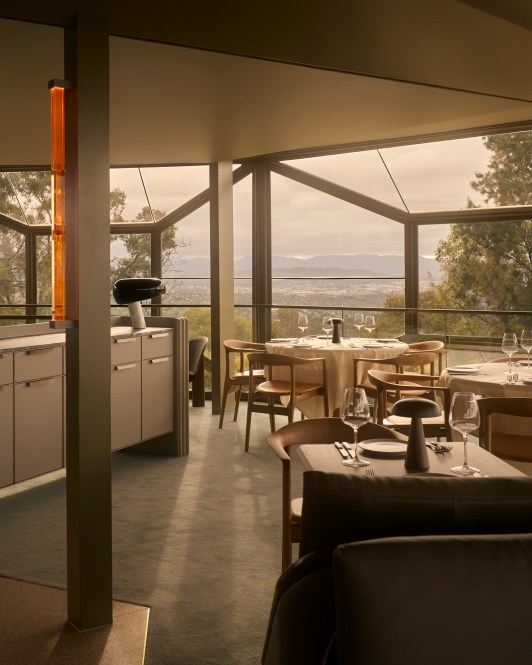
[
  {"left": 334, "top": 442, "right": 349, "bottom": 460},
  {"left": 342, "top": 442, "right": 355, "bottom": 459}
]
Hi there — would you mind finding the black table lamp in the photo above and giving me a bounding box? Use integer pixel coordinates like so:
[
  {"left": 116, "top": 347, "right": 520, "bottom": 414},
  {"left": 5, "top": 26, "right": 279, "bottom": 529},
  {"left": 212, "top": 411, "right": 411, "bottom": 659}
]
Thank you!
[
  {"left": 113, "top": 277, "right": 166, "bottom": 329},
  {"left": 330, "top": 318, "right": 344, "bottom": 344},
  {"left": 391, "top": 397, "right": 441, "bottom": 471}
]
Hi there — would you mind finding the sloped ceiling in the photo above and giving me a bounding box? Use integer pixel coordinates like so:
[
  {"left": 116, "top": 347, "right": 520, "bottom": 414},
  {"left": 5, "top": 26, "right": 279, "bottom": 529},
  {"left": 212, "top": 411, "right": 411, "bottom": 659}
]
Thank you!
[{"left": 1, "top": 0, "right": 531, "bottom": 166}]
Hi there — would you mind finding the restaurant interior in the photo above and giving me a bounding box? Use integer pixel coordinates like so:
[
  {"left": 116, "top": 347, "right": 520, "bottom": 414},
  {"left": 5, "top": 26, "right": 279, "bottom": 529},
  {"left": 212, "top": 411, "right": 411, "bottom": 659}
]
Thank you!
[{"left": 1, "top": 1, "right": 532, "bottom": 664}]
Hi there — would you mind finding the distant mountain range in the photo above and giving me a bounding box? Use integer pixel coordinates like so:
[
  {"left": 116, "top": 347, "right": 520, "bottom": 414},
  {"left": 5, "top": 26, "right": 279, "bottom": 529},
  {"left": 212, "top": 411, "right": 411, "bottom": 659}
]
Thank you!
[{"left": 173, "top": 254, "right": 441, "bottom": 281}]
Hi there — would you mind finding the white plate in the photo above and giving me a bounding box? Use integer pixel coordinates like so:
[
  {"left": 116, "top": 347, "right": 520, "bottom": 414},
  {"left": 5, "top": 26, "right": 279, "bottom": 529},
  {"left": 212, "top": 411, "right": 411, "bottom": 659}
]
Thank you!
[
  {"left": 291, "top": 343, "right": 313, "bottom": 348},
  {"left": 362, "top": 342, "right": 385, "bottom": 348},
  {"left": 445, "top": 366, "right": 479, "bottom": 375},
  {"left": 270, "top": 338, "right": 293, "bottom": 343},
  {"left": 358, "top": 439, "right": 408, "bottom": 457}
]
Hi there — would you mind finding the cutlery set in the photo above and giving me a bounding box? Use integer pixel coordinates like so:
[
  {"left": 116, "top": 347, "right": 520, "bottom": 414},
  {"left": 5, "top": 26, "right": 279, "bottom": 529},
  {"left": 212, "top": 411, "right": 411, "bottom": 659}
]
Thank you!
[
  {"left": 334, "top": 441, "right": 354, "bottom": 460},
  {"left": 426, "top": 442, "right": 453, "bottom": 455}
]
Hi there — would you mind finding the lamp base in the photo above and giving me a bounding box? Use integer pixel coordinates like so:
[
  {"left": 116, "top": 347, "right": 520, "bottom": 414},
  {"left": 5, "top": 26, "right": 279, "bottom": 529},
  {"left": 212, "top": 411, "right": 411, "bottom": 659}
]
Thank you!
[
  {"left": 128, "top": 302, "right": 146, "bottom": 329},
  {"left": 404, "top": 417, "right": 430, "bottom": 471}
]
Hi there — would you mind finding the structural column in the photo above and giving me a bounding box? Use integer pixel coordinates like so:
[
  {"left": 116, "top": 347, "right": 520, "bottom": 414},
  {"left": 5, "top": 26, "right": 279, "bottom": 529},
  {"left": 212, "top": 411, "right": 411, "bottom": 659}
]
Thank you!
[
  {"left": 210, "top": 162, "right": 234, "bottom": 414},
  {"left": 404, "top": 221, "right": 419, "bottom": 337},
  {"left": 252, "top": 162, "right": 272, "bottom": 343},
  {"left": 64, "top": 13, "right": 113, "bottom": 629}
]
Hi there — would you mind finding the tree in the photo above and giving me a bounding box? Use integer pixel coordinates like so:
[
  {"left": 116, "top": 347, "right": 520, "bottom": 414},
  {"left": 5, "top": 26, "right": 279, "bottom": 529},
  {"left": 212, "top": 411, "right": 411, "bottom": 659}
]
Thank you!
[
  {"left": 385, "top": 132, "right": 532, "bottom": 336},
  {"left": 0, "top": 173, "right": 185, "bottom": 306}
]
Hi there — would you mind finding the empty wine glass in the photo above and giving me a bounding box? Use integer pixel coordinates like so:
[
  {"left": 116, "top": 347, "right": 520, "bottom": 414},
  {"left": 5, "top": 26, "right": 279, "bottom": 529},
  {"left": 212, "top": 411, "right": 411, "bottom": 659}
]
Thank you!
[
  {"left": 354, "top": 312, "right": 365, "bottom": 339},
  {"left": 322, "top": 315, "right": 333, "bottom": 345},
  {"left": 340, "top": 387, "right": 370, "bottom": 467},
  {"left": 364, "top": 315, "right": 375, "bottom": 338},
  {"left": 297, "top": 312, "right": 308, "bottom": 342},
  {"left": 501, "top": 332, "right": 518, "bottom": 375},
  {"left": 450, "top": 392, "right": 480, "bottom": 475},
  {"left": 520, "top": 329, "right": 532, "bottom": 368}
]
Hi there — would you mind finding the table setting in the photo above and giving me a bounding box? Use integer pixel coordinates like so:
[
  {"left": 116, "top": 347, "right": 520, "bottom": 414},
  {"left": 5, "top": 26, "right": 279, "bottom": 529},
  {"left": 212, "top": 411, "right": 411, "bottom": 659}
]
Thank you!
[{"left": 265, "top": 330, "right": 409, "bottom": 418}]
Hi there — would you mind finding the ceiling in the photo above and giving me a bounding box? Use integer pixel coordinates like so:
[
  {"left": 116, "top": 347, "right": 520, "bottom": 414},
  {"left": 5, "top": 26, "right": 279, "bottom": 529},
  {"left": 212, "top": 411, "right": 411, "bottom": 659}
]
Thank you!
[{"left": 1, "top": 0, "right": 531, "bottom": 167}]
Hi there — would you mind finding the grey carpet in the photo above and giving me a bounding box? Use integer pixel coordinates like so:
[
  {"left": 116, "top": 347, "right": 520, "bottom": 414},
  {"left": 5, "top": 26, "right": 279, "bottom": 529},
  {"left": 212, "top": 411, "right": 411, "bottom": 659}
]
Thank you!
[{"left": 0, "top": 404, "right": 304, "bottom": 665}]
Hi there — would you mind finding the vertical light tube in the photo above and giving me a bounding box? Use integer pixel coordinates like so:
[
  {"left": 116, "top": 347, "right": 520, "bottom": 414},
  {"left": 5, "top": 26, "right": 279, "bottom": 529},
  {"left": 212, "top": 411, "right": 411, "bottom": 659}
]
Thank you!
[{"left": 50, "top": 84, "right": 66, "bottom": 322}]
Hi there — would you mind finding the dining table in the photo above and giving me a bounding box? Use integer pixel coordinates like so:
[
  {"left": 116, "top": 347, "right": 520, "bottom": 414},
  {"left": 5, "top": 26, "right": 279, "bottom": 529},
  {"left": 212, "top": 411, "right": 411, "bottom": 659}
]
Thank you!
[
  {"left": 297, "top": 439, "right": 524, "bottom": 478},
  {"left": 265, "top": 336, "right": 409, "bottom": 418},
  {"left": 440, "top": 360, "right": 532, "bottom": 438}
]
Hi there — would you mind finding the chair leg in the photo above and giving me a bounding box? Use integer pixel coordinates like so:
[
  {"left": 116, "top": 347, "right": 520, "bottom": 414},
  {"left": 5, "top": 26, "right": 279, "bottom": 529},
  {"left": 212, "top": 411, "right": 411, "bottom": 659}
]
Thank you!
[
  {"left": 233, "top": 386, "right": 242, "bottom": 422},
  {"left": 245, "top": 395, "right": 254, "bottom": 452},
  {"left": 218, "top": 382, "right": 230, "bottom": 429},
  {"left": 268, "top": 396, "right": 276, "bottom": 433}
]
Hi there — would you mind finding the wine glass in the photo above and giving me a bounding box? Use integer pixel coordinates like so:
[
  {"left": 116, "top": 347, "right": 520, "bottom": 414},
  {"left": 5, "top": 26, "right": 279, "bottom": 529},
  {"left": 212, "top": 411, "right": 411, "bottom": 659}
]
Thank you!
[
  {"left": 354, "top": 312, "right": 365, "bottom": 339},
  {"left": 450, "top": 392, "right": 480, "bottom": 475},
  {"left": 364, "top": 315, "right": 376, "bottom": 338},
  {"left": 501, "top": 332, "right": 518, "bottom": 375},
  {"left": 322, "top": 315, "right": 333, "bottom": 345},
  {"left": 297, "top": 313, "right": 308, "bottom": 342},
  {"left": 340, "top": 387, "right": 371, "bottom": 467},
  {"left": 520, "top": 329, "right": 532, "bottom": 368}
]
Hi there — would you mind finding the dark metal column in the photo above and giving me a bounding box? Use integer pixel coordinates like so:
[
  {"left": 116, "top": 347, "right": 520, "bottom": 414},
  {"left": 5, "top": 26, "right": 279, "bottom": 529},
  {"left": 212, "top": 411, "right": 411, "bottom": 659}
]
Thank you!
[
  {"left": 64, "top": 12, "right": 113, "bottom": 630},
  {"left": 404, "top": 221, "right": 419, "bottom": 337},
  {"left": 252, "top": 162, "right": 272, "bottom": 343}
]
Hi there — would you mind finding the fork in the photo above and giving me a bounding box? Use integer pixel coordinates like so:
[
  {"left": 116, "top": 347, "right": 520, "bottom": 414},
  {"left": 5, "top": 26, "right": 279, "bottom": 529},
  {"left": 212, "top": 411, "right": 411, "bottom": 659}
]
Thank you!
[
  {"left": 365, "top": 468, "right": 375, "bottom": 477},
  {"left": 427, "top": 442, "right": 452, "bottom": 454}
]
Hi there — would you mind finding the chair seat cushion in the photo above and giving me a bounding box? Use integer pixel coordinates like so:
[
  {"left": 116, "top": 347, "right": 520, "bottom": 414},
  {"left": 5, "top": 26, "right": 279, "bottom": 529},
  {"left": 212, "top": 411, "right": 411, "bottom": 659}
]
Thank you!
[{"left": 258, "top": 380, "right": 324, "bottom": 396}]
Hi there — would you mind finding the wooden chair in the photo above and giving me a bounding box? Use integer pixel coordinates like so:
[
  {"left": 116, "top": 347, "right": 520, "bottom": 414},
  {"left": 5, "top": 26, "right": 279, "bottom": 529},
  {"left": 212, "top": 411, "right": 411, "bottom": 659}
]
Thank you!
[
  {"left": 188, "top": 336, "right": 208, "bottom": 407},
  {"left": 478, "top": 397, "right": 532, "bottom": 463},
  {"left": 218, "top": 339, "right": 266, "bottom": 429},
  {"left": 267, "top": 417, "right": 406, "bottom": 569},
  {"left": 354, "top": 350, "right": 440, "bottom": 419},
  {"left": 368, "top": 368, "right": 452, "bottom": 441},
  {"left": 406, "top": 340, "right": 445, "bottom": 374},
  {"left": 245, "top": 352, "right": 329, "bottom": 453}
]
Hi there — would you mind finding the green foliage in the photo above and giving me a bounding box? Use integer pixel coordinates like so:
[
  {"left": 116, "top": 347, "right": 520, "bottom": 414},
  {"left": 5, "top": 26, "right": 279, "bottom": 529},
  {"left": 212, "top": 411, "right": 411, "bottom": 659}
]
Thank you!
[{"left": 395, "top": 132, "right": 532, "bottom": 336}]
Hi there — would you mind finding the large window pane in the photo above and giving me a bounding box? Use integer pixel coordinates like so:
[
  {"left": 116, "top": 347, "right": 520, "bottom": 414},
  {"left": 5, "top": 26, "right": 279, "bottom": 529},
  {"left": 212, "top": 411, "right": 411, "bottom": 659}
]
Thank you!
[{"left": 271, "top": 172, "right": 404, "bottom": 309}]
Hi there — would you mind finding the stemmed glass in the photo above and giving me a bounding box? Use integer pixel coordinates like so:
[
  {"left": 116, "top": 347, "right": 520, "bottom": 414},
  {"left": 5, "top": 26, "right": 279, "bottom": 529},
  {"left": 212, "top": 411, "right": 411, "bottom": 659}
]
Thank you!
[
  {"left": 501, "top": 332, "right": 518, "bottom": 376},
  {"left": 450, "top": 392, "right": 480, "bottom": 475},
  {"left": 322, "top": 315, "right": 333, "bottom": 346},
  {"left": 520, "top": 329, "right": 532, "bottom": 368},
  {"left": 297, "top": 313, "right": 308, "bottom": 342},
  {"left": 340, "top": 387, "right": 371, "bottom": 467},
  {"left": 354, "top": 312, "right": 365, "bottom": 339},
  {"left": 364, "top": 315, "right": 376, "bottom": 338}
]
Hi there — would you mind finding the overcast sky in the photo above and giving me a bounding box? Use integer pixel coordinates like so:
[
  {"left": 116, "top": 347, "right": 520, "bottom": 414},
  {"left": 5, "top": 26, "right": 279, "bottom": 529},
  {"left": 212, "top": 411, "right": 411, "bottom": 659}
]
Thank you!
[{"left": 110, "top": 135, "right": 491, "bottom": 261}]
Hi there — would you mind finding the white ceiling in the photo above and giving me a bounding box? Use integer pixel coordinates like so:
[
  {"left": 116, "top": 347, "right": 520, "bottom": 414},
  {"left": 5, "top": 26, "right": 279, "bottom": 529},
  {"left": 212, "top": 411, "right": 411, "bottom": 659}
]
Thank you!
[{"left": 1, "top": 0, "right": 532, "bottom": 167}]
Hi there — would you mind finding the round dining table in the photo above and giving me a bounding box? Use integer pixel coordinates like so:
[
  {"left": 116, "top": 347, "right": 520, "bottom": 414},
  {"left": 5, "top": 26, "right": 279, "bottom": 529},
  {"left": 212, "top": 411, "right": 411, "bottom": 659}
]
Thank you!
[
  {"left": 440, "top": 360, "right": 532, "bottom": 438},
  {"left": 265, "top": 336, "right": 409, "bottom": 418}
]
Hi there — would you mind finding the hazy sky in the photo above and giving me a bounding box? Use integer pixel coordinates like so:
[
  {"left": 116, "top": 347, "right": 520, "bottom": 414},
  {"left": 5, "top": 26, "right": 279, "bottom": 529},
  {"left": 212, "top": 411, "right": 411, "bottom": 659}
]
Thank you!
[{"left": 110, "top": 135, "right": 491, "bottom": 262}]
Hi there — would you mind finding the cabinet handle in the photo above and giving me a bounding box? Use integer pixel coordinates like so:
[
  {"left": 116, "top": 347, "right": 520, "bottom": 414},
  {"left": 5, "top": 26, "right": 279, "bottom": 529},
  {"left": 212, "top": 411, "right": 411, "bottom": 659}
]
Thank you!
[
  {"left": 149, "top": 333, "right": 169, "bottom": 339},
  {"left": 150, "top": 357, "right": 169, "bottom": 364},
  {"left": 114, "top": 363, "right": 137, "bottom": 371},
  {"left": 26, "top": 378, "right": 53, "bottom": 387},
  {"left": 26, "top": 347, "right": 54, "bottom": 355},
  {"left": 114, "top": 338, "right": 136, "bottom": 345}
]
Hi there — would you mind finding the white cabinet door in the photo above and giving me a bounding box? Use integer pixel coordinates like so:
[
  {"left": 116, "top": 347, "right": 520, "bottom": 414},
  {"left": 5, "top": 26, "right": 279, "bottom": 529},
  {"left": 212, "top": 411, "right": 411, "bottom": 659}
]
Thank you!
[
  {"left": 15, "top": 376, "right": 63, "bottom": 482},
  {"left": 111, "top": 361, "right": 142, "bottom": 451},
  {"left": 142, "top": 356, "right": 173, "bottom": 440},
  {"left": 0, "top": 384, "right": 13, "bottom": 487}
]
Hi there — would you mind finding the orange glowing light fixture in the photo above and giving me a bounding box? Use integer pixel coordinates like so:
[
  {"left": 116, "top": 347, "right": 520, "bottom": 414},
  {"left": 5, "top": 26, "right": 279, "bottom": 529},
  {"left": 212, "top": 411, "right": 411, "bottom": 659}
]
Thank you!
[{"left": 49, "top": 79, "right": 68, "bottom": 322}]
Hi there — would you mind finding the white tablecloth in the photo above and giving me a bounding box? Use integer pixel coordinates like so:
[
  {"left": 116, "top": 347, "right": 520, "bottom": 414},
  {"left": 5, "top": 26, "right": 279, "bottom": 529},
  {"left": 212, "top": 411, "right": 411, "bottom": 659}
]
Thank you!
[
  {"left": 265, "top": 337, "right": 409, "bottom": 418},
  {"left": 440, "top": 361, "right": 532, "bottom": 437}
]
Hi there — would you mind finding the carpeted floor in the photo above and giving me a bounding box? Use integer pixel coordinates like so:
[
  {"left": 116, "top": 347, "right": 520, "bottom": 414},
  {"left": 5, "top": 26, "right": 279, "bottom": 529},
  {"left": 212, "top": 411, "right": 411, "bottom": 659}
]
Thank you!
[{"left": 0, "top": 403, "right": 303, "bottom": 665}]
